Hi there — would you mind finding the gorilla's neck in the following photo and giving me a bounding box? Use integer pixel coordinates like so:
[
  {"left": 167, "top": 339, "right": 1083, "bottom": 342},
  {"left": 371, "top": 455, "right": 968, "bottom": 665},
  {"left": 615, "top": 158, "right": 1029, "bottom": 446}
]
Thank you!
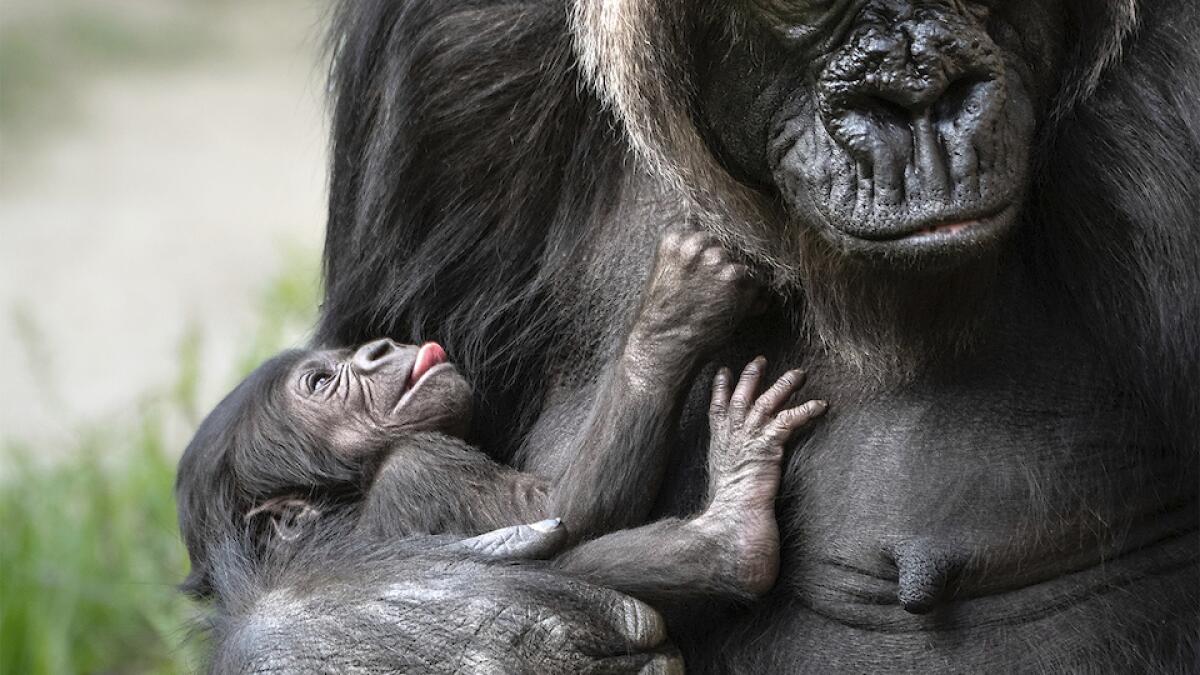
[{"left": 794, "top": 231, "right": 1011, "bottom": 383}]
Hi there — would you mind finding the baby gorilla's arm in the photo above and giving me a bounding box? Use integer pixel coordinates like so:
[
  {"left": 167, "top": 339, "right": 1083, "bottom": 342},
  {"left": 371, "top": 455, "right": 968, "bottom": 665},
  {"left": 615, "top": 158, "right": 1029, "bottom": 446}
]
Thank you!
[
  {"left": 537, "top": 226, "right": 757, "bottom": 542},
  {"left": 360, "top": 359, "right": 823, "bottom": 606},
  {"left": 360, "top": 226, "right": 755, "bottom": 543},
  {"left": 356, "top": 432, "right": 551, "bottom": 539},
  {"left": 551, "top": 359, "right": 825, "bottom": 604}
]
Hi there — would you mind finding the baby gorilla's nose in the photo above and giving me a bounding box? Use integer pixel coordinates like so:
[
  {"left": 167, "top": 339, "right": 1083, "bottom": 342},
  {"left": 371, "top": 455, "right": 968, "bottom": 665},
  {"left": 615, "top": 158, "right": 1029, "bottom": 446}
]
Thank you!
[{"left": 353, "top": 338, "right": 402, "bottom": 373}]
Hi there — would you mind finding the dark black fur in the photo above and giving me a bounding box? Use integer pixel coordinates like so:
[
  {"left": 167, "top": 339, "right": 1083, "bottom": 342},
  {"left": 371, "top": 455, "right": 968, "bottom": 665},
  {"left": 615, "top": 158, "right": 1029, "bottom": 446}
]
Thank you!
[
  {"left": 320, "top": 1, "right": 627, "bottom": 457},
  {"left": 299, "top": 0, "right": 1199, "bottom": 671}
]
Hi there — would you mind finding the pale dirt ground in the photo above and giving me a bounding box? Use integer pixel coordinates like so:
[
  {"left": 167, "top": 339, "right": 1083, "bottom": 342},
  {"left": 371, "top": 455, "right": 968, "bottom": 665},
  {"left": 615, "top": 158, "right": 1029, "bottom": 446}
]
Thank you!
[{"left": 0, "top": 2, "right": 329, "bottom": 449}]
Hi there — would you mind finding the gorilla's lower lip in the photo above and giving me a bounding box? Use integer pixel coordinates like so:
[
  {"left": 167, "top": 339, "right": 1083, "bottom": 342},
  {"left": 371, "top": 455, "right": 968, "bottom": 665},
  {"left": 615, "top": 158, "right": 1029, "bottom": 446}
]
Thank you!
[
  {"left": 863, "top": 205, "right": 1012, "bottom": 243},
  {"left": 902, "top": 220, "right": 977, "bottom": 239},
  {"left": 829, "top": 203, "right": 1018, "bottom": 257},
  {"left": 393, "top": 362, "right": 455, "bottom": 413}
]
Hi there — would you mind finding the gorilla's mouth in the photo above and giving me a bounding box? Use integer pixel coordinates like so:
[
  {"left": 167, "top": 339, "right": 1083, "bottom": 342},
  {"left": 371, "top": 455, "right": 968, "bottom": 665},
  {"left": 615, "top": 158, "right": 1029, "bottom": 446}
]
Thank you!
[
  {"left": 408, "top": 342, "right": 448, "bottom": 388},
  {"left": 391, "top": 342, "right": 454, "bottom": 413},
  {"left": 851, "top": 202, "right": 1019, "bottom": 252},
  {"left": 769, "top": 99, "right": 1029, "bottom": 261},
  {"left": 384, "top": 341, "right": 472, "bottom": 438},
  {"left": 365, "top": 342, "right": 454, "bottom": 418}
]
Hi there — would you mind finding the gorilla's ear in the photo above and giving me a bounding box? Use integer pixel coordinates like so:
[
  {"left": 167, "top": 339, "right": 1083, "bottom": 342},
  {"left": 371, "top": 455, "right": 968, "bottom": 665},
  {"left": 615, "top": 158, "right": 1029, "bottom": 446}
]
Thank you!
[{"left": 246, "top": 496, "right": 322, "bottom": 541}]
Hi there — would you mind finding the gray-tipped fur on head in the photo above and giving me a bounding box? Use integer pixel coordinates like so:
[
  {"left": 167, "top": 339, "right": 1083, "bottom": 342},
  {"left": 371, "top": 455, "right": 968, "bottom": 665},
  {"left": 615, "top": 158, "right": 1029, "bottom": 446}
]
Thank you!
[{"left": 571, "top": 0, "right": 800, "bottom": 289}]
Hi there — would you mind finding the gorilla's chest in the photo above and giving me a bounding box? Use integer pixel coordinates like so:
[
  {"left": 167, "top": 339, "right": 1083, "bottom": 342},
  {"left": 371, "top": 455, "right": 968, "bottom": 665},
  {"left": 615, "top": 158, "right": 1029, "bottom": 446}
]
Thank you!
[{"left": 668, "top": 321, "right": 1198, "bottom": 670}]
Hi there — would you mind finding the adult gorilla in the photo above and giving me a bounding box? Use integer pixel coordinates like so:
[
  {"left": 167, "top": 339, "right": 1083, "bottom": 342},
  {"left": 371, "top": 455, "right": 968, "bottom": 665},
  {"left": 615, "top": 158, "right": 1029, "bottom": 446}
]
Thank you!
[{"left": 300, "top": 0, "right": 1198, "bottom": 670}]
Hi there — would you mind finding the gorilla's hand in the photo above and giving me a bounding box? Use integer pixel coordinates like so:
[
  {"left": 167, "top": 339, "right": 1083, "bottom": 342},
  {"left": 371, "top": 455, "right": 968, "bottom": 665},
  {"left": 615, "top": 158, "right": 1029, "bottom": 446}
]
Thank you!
[{"left": 215, "top": 523, "right": 682, "bottom": 674}]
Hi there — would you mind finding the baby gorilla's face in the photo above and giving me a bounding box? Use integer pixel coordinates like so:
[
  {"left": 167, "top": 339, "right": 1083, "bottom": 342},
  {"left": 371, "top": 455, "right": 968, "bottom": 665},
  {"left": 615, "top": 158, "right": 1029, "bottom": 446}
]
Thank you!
[{"left": 286, "top": 339, "right": 474, "bottom": 455}]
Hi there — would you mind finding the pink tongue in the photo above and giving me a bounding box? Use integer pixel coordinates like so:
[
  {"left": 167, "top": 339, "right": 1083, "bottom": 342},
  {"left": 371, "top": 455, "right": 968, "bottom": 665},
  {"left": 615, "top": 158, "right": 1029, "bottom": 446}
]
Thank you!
[{"left": 409, "top": 342, "right": 447, "bottom": 387}]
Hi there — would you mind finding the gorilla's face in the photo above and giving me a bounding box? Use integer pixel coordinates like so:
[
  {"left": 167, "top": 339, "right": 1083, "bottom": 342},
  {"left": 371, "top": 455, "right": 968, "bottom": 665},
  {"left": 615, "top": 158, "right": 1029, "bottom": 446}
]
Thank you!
[
  {"left": 288, "top": 339, "right": 474, "bottom": 453},
  {"left": 699, "top": 0, "right": 1064, "bottom": 267}
]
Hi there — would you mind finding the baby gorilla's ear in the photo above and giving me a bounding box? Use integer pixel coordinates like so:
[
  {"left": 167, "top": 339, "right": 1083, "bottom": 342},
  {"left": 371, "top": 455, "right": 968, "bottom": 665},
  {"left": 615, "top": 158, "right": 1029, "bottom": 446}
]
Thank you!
[{"left": 246, "top": 496, "right": 322, "bottom": 542}]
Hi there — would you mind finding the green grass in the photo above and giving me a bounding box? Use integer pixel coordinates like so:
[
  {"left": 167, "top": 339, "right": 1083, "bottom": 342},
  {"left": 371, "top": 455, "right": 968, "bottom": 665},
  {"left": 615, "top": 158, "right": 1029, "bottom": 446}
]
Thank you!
[
  {"left": 0, "top": 414, "right": 207, "bottom": 673},
  {"left": 0, "top": 249, "right": 320, "bottom": 674}
]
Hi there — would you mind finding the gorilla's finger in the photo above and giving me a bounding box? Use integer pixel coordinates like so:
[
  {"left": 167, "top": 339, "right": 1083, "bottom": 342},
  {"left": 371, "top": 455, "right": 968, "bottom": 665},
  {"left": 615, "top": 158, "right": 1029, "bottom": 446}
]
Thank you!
[
  {"left": 749, "top": 369, "right": 807, "bottom": 426},
  {"left": 768, "top": 400, "right": 828, "bottom": 442},
  {"left": 571, "top": 588, "right": 669, "bottom": 654},
  {"left": 450, "top": 519, "right": 567, "bottom": 560},
  {"left": 709, "top": 367, "right": 732, "bottom": 418},
  {"left": 638, "top": 651, "right": 685, "bottom": 675},
  {"left": 582, "top": 649, "right": 684, "bottom": 674},
  {"left": 729, "top": 357, "right": 767, "bottom": 419}
]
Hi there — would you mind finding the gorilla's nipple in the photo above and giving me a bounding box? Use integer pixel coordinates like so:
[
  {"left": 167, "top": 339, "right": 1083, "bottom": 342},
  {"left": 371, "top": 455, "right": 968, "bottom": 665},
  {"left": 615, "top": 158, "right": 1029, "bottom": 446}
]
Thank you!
[{"left": 885, "top": 537, "right": 966, "bottom": 614}]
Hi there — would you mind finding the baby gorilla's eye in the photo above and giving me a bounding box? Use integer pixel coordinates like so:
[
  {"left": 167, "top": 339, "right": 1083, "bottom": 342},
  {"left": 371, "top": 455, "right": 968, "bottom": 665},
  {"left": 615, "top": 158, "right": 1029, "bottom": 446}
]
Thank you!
[{"left": 305, "top": 370, "right": 334, "bottom": 393}]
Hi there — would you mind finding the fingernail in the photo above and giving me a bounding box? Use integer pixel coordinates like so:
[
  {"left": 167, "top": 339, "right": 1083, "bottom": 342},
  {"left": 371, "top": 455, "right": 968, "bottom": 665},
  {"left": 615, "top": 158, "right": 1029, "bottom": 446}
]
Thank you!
[{"left": 531, "top": 518, "right": 561, "bottom": 533}]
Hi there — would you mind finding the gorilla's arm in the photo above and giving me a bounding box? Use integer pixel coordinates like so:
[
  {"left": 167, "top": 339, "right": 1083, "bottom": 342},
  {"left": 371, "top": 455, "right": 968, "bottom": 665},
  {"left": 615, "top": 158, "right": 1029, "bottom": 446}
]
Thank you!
[{"left": 1037, "top": 1, "right": 1200, "bottom": 450}]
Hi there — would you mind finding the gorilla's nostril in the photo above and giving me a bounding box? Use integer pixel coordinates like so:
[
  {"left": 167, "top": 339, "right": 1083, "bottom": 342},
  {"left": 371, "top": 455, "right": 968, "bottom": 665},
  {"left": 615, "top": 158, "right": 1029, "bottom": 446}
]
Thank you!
[
  {"left": 933, "top": 76, "right": 992, "bottom": 123},
  {"left": 862, "top": 94, "right": 914, "bottom": 129},
  {"left": 354, "top": 339, "right": 398, "bottom": 370},
  {"left": 365, "top": 341, "right": 393, "bottom": 362}
]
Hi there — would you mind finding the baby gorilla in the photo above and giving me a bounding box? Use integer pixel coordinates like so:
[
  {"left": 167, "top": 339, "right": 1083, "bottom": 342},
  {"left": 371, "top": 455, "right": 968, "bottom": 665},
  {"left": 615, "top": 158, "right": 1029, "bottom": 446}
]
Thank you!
[{"left": 177, "top": 228, "right": 826, "bottom": 609}]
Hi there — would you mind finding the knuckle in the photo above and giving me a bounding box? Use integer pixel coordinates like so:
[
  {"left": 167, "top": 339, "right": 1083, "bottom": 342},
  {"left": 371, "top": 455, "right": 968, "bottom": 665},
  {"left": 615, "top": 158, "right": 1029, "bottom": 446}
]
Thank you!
[
  {"left": 716, "top": 265, "right": 741, "bottom": 282},
  {"left": 701, "top": 248, "right": 725, "bottom": 266},
  {"left": 614, "top": 596, "right": 667, "bottom": 647},
  {"left": 680, "top": 238, "right": 705, "bottom": 259}
]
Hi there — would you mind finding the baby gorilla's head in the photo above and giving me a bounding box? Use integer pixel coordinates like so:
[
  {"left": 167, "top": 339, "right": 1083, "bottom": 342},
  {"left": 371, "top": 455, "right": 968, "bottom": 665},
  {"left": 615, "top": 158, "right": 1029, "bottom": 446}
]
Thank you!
[{"left": 175, "top": 339, "right": 472, "bottom": 597}]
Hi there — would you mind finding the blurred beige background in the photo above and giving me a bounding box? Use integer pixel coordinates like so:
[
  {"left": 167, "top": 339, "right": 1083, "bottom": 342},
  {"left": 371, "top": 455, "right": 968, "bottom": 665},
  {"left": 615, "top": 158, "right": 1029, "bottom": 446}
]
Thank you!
[{"left": 0, "top": 0, "right": 329, "bottom": 448}]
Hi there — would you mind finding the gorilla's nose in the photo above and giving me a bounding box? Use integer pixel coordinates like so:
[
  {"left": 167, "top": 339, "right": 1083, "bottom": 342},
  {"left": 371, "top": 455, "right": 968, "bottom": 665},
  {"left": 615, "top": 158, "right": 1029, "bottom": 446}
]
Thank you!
[
  {"left": 819, "top": 13, "right": 1004, "bottom": 143},
  {"left": 353, "top": 338, "right": 402, "bottom": 372}
]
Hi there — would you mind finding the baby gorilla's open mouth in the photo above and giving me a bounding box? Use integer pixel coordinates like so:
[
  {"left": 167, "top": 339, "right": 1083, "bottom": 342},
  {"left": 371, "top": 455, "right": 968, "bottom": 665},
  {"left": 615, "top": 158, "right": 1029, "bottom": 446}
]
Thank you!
[
  {"left": 384, "top": 341, "right": 474, "bottom": 437},
  {"left": 391, "top": 341, "right": 460, "bottom": 416},
  {"left": 408, "top": 342, "right": 448, "bottom": 388}
]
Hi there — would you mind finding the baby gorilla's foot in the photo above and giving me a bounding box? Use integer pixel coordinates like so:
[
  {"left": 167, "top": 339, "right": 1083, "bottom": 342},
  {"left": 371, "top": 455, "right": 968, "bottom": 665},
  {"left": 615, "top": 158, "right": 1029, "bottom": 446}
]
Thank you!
[
  {"left": 696, "top": 358, "right": 826, "bottom": 597},
  {"left": 629, "top": 224, "right": 757, "bottom": 356}
]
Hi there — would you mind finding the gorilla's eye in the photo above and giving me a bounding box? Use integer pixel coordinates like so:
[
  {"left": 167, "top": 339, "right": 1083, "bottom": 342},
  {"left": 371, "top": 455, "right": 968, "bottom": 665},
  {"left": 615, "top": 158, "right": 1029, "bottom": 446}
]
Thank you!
[{"left": 305, "top": 370, "right": 334, "bottom": 393}]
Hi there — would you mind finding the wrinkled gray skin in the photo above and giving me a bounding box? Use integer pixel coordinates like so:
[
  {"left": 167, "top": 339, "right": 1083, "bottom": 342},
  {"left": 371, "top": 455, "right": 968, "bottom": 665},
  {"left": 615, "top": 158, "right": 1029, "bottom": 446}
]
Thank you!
[{"left": 210, "top": 542, "right": 685, "bottom": 674}]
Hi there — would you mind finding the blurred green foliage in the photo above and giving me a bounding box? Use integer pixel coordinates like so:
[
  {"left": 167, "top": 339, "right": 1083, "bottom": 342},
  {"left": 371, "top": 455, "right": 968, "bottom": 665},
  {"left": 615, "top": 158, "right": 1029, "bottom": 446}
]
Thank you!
[{"left": 0, "top": 249, "right": 320, "bottom": 674}]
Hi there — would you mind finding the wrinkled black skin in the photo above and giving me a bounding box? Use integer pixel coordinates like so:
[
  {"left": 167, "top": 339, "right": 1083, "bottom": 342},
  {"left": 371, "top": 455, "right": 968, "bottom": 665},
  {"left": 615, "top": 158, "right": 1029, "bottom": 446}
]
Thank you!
[
  {"left": 203, "top": 529, "right": 682, "bottom": 673},
  {"left": 251, "top": 0, "right": 1197, "bottom": 671}
]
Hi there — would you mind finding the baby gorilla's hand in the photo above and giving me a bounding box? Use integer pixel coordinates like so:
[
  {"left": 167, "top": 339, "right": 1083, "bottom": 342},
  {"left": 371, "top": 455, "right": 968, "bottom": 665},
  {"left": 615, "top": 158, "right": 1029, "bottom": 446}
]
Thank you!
[
  {"left": 630, "top": 224, "right": 757, "bottom": 358},
  {"left": 698, "top": 357, "right": 826, "bottom": 596}
]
